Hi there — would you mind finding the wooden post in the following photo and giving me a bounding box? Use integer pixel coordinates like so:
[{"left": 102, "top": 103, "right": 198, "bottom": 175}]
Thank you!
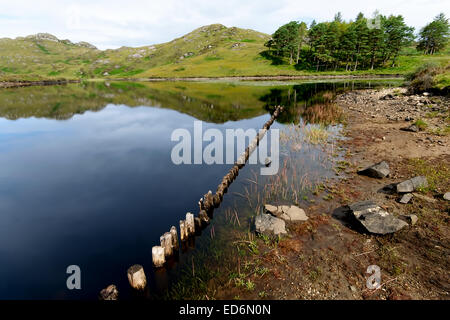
[
  {"left": 180, "top": 220, "right": 187, "bottom": 241},
  {"left": 194, "top": 217, "right": 202, "bottom": 230},
  {"left": 170, "top": 226, "right": 179, "bottom": 250},
  {"left": 127, "top": 264, "right": 147, "bottom": 290},
  {"left": 160, "top": 232, "right": 173, "bottom": 257},
  {"left": 213, "top": 193, "right": 220, "bottom": 207},
  {"left": 185, "top": 212, "right": 195, "bottom": 235},
  {"left": 99, "top": 284, "right": 119, "bottom": 300},
  {"left": 199, "top": 210, "right": 210, "bottom": 224},
  {"left": 198, "top": 198, "right": 205, "bottom": 211},
  {"left": 152, "top": 246, "right": 165, "bottom": 268},
  {"left": 203, "top": 191, "right": 214, "bottom": 212}
]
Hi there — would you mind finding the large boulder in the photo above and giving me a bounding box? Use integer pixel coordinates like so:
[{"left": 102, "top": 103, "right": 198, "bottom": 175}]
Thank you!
[
  {"left": 348, "top": 201, "right": 408, "bottom": 235},
  {"left": 396, "top": 176, "right": 428, "bottom": 193},
  {"left": 358, "top": 161, "right": 390, "bottom": 179},
  {"left": 255, "top": 213, "right": 287, "bottom": 236}
]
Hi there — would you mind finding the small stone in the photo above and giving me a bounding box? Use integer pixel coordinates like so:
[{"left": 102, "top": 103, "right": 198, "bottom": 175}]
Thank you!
[
  {"left": 402, "top": 214, "right": 418, "bottom": 226},
  {"left": 264, "top": 204, "right": 278, "bottom": 214},
  {"left": 255, "top": 213, "right": 287, "bottom": 236},
  {"left": 358, "top": 161, "right": 390, "bottom": 179},
  {"left": 399, "top": 193, "right": 413, "bottom": 204},
  {"left": 285, "top": 206, "right": 308, "bottom": 221},
  {"left": 99, "top": 284, "right": 119, "bottom": 300},
  {"left": 443, "top": 192, "right": 450, "bottom": 201},
  {"left": 400, "top": 124, "right": 419, "bottom": 132},
  {"left": 396, "top": 176, "right": 428, "bottom": 193}
]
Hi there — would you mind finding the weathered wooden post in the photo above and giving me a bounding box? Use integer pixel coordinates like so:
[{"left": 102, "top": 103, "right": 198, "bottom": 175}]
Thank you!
[
  {"left": 213, "top": 193, "right": 221, "bottom": 208},
  {"left": 194, "top": 217, "right": 202, "bottom": 231},
  {"left": 203, "top": 191, "right": 214, "bottom": 213},
  {"left": 185, "top": 212, "right": 195, "bottom": 235},
  {"left": 199, "top": 210, "right": 210, "bottom": 225},
  {"left": 179, "top": 220, "right": 187, "bottom": 241},
  {"left": 170, "top": 226, "right": 179, "bottom": 250},
  {"left": 160, "top": 232, "right": 173, "bottom": 257},
  {"left": 99, "top": 284, "right": 119, "bottom": 300},
  {"left": 152, "top": 246, "right": 165, "bottom": 267},
  {"left": 127, "top": 264, "right": 147, "bottom": 290}
]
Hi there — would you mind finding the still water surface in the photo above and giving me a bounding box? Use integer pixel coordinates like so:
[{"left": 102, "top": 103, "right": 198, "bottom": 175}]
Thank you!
[{"left": 0, "top": 79, "right": 401, "bottom": 299}]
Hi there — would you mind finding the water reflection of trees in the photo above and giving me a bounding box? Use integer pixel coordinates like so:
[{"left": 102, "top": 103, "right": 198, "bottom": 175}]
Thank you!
[{"left": 260, "top": 81, "right": 378, "bottom": 125}]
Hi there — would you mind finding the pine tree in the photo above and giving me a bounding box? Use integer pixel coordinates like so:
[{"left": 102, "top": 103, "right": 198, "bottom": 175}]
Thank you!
[{"left": 417, "top": 13, "right": 449, "bottom": 54}]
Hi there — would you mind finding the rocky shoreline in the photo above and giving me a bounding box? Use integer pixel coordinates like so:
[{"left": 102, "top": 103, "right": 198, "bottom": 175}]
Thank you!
[{"left": 217, "top": 87, "right": 449, "bottom": 300}]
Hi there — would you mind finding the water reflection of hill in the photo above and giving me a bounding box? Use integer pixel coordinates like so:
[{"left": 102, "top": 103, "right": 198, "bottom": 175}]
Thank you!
[{"left": 0, "top": 80, "right": 402, "bottom": 123}]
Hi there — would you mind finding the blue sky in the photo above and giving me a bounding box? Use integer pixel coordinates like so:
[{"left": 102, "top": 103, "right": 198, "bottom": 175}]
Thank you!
[{"left": 0, "top": 0, "right": 448, "bottom": 49}]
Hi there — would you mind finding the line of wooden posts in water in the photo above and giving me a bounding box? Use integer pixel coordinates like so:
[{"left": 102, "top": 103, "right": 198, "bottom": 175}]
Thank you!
[{"left": 99, "top": 106, "right": 284, "bottom": 300}]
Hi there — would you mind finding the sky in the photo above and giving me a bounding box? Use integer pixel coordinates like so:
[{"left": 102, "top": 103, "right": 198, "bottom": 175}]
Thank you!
[{"left": 0, "top": 0, "right": 448, "bottom": 50}]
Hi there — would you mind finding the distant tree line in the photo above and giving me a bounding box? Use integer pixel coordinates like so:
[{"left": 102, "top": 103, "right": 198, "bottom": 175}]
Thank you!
[{"left": 265, "top": 12, "right": 449, "bottom": 71}]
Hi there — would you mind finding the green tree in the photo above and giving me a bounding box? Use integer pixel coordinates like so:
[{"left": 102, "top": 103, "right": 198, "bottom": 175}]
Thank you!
[
  {"left": 296, "top": 22, "right": 308, "bottom": 64},
  {"left": 417, "top": 13, "right": 449, "bottom": 54},
  {"left": 383, "top": 15, "right": 415, "bottom": 66},
  {"left": 272, "top": 21, "right": 301, "bottom": 65}
]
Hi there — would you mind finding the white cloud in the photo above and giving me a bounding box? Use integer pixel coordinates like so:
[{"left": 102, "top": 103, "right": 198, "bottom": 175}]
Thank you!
[{"left": 0, "top": 0, "right": 448, "bottom": 49}]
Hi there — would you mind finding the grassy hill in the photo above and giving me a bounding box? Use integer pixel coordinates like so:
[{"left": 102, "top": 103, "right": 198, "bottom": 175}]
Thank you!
[{"left": 0, "top": 24, "right": 449, "bottom": 81}]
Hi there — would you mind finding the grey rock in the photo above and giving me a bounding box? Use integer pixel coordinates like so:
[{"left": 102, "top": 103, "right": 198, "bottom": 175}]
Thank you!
[
  {"left": 76, "top": 41, "right": 97, "bottom": 49},
  {"left": 285, "top": 206, "right": 308, "bottom": 222},
  {"left": 380, "top": 94, "right": 394, "bottom": 100},
  {"left": 402, "top": 214, "right": 418, "bottom": 226},
  {"left": 348, "top": 201, "right": 408, "bottom": 235},
  {"left": 255, "top": 213, "right": 287, "bottom": 236},
  {"left": 396, "top": 176, "right": 428, "bottom": 193},
  {"left": 400, "top": 124, "right": 419, "bottom": 132},
  {"left": 443, "top": 192, "right": 450, "bottom": 201},
  {"left": 264, "top": 204, "right": 278, "bottom": 214},
  {"left": 399, "top": 193, "right": 413, "bottom": 204},
  {"left": 358, "top": 161, "right": 390, "bottom": 179}
]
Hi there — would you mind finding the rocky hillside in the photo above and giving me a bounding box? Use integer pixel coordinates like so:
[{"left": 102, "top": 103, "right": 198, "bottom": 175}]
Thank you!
[
  {"left": 0, "top": 33, "right": 98, "bottom": 80},
  {"left": 0, "top": 24, "right": 272, "bottom": 80}
]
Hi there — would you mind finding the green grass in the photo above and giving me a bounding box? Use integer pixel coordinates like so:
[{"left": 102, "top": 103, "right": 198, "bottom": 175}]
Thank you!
[
  {"left": 413, "top": 118, "right": 428, "bottom": 131},
  {"left": 36, "top": 43, "right": 50, "bottom": 54},
  {"left": 408, "top": 158, "right": 450, "bottom": 192},
  {"left": 433, "top": 72, "right": 450, "bottom": 90}
]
